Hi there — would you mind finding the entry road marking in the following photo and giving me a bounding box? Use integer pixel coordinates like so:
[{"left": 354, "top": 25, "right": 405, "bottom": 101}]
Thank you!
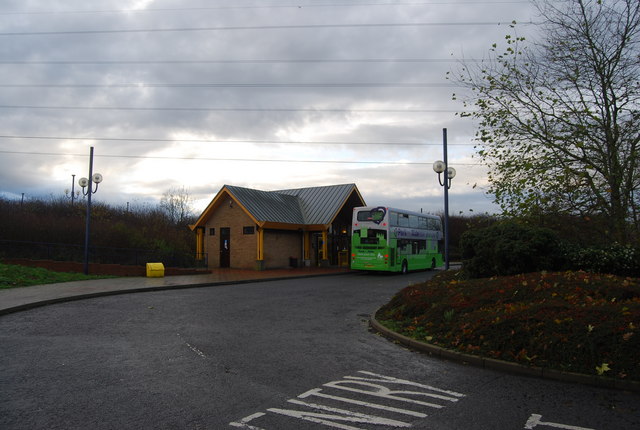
[
  {"left": 268, "top": 399, "right": 412, "bottom": 429},
  {"left": 229, "top": 413, "right": 267, "bottom": 430},
  {"left": 346, "top": 371, "right": 466, "bottom": 399},
  {"left": 229, "top": 370, "right": 466, "bottom": 429},
  {"left": 524, "top": 414, "right": 596, "bottom": 430},
  {"left": 298, "top": 388, "right": 428, "bottom": 418}
]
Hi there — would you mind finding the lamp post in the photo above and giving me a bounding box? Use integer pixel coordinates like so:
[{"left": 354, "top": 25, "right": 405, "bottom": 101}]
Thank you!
[
  {"left": 65, "top": 174, "right": 78, "bottom": 205},
  {"left": 79, "top": 146, "right": 103, "bottom": 275},
  {"left": 433, "top": 128, "right": 456, "bottom": 270}
]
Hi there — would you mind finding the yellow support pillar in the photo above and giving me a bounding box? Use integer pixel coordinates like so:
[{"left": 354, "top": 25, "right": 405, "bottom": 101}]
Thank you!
[
  {"left": 195, "top": 227, "right": 205, "bottom": 261},
  {"left": 256, "top": 227, "right": 265, "bottom": 270}
]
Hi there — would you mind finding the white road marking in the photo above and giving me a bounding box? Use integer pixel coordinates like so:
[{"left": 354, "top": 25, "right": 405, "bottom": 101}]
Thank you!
[
  {"left": 349, "top": 371, "right": 466, "bottom": 398},
  {"left": 524, "top": 414, "right": 596, "bottom": 430},
  {"left": 323, "top": 380, "right": 451, "bottom": 409},
  {"left": 185, "top": 342, "right": 206, "bottom": 359},
  {"left": 268, "top": 399, "right": 411, "bottom": 429},
  {"left": 176, "top": 333, "right": 206, "bottom": 359},
  {"left": 229, "top": 412, "right": 267, "bottom": 429},
  {"left": 229, "top": 370, "right": 466, "bottom": 429},
  {"left": 298, "top": 388, "right": 428, "bottom": 418}
]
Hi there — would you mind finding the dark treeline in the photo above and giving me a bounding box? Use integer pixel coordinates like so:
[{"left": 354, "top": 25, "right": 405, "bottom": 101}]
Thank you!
[
  {"left": 1, "top": 194, "right": 618, "bottom": 267},
  {"left": 0, "top": 195, "right": 197, "bottom": 267}
]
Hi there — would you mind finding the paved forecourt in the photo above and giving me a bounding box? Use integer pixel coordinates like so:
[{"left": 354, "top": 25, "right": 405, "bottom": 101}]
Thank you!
[{"left": 1, "top": 271, "right": 638, "bottom": 429}]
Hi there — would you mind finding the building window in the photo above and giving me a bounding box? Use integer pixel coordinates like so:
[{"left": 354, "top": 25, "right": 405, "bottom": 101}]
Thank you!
[
  {"left": 243, "top": 226, "right": 255, "bottom": 235},
  {"left": 209, "top": 228, "right": 215, "bottom": 236}
]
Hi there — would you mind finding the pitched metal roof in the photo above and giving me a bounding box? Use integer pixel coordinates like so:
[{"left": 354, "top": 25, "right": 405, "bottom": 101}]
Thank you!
[
  {"left": 277, "top": 184, "right": 358, "bottom": 225},
  {"left": 224, "top": 183, "right": 360, "bottom": 225},
  {"left": 225, "top": 185, "right": 304, "bottom": 224}
]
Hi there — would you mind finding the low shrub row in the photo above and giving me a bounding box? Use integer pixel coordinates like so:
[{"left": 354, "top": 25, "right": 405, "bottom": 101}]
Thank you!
[{"left": 460, "top": 221, "right": 640, "bottom": 278}]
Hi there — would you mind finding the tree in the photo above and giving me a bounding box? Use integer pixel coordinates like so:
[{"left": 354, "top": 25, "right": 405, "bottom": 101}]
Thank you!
[
  {"left": 159, "top": 186, "right": 194, "bottom": 225},
  {"left": 453, "top": 0, "right": 640, "bottom": 243}
]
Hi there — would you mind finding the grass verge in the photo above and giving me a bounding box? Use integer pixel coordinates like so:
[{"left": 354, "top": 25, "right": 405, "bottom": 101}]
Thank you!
[
  {"left": 376, "top": 270, "right": 640, "bottom": 382},
  {"left": 0, "top": 263, "right": 113, "bottom": 289}
]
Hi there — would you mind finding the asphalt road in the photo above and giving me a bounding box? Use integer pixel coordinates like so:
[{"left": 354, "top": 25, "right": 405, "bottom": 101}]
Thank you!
[{"left": 1, "top": 272, "right": 638, "bottom": 429}]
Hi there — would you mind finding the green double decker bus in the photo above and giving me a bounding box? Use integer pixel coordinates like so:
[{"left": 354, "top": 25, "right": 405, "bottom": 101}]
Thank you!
[{"left": 350, "top": 206, "right": 444, "bottom": 273}]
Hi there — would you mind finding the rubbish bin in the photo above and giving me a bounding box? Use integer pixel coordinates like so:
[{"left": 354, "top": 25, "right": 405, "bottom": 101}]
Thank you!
[
  {"left": 146, "top": 262, "right": 165, "bottom": 278},
  {"left": 289, "top": 257, "right": 298, "bottom": 268}
]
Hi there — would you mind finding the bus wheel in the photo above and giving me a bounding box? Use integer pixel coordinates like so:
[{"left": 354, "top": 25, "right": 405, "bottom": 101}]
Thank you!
[{"left": 401, "top": 260, "right": 408, "bottom": 275}]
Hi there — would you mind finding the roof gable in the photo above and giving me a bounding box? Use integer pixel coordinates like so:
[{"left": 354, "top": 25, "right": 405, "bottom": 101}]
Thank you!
[{"left": 192, "top": 183, "right": 364, "bottom": 229}]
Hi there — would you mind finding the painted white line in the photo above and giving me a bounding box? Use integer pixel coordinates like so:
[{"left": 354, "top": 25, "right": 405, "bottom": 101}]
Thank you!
[
  {"left": 228, "top": 371, "right": 467, "bottom": 429},
  {"left": 267, "top": 399, "right": 411, "bottom": 429},
  {"left": 229, "top": 412, "right": 267, "bottom": 429},
  {"left": 176, "top": 333, "right": 206, "bottom": 359},
  {"left": 185, "top": 342, "right": 206, "bottom": 359},
  {"left": 524, "top": 414, "right": 596, "bottom": 430},
  {"left": 350, "top": 371, "right": 466, "bottom": 398},
  {"left": 324, "top": 380, "right": 447, "bottom": 409},
  {"left": 298, "top": 388, "right": 428, "bottom": 418}
]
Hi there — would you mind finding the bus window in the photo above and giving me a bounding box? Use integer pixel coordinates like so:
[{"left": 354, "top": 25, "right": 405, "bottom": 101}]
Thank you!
[
  {"left": 357, "top": 208, "right": 386, "bottom": 223},
  {"left": 361, "top": 229, "right": 387, "bottom": 245},
  {"left": 397, "top": 239, "right": 410, "bottom": 254},
  {"left": 398, "top": 214, "right": 410, "bottom": 227},
  {"left": 357, "top": 211, "right": 373, "bottom": 222},
  {"left": 389, "top": 212, "right": 399, "bottom": 226}
]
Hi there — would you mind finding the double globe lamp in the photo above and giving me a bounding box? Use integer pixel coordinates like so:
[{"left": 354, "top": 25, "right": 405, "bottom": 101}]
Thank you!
[{"left": 432, "top": 160, "right": 456, "bottom": 188}]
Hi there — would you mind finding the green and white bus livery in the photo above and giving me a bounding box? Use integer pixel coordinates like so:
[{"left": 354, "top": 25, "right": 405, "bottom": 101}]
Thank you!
[{"left": 350, "top": 206, "right": 444, "bottom": 273}]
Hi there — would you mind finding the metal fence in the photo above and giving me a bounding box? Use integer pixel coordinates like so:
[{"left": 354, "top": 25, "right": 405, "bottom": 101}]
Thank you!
[{"left": 0, "top": 240, "right": 208, "bottom": 268}]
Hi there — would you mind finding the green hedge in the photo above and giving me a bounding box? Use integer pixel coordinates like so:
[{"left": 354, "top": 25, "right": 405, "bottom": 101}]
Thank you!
[
  {"left": 562, "top": 243, "right": 640, "bottom": 277},
  {"left": 460, "top": 221, "right": 563, "bottom": 278},
  {"left": 461, "top": 221, "right": 640, "bottom": 278}
]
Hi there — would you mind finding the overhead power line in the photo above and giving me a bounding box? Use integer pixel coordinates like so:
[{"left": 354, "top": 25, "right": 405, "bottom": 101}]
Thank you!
[
  {"left": 0, "top": 134, "right": 473, "bottom": 146},
  {"left": 0, "top": 104, "right": 462, "bottom": 113},
  {"left": 0, "top": 149, "right": 480, "bottom": 166},
  {"left": 0, "top": 21, "right": 525, "bottom": 37},
  {"left": 0, "top": 58, "right": 481, "bottom": 65},
  {"left": 0, "top": 82, "right": 457, "bottom": 89},
  {"left": 0, "top": 2, "right": 534, "bottom": 16}
]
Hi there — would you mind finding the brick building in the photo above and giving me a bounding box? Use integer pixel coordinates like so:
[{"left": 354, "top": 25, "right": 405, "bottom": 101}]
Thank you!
[{"left": 190, "top": 184, "right": 366, "bottom": 270}]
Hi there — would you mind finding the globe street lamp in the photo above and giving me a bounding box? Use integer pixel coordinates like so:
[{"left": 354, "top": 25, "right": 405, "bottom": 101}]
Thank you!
[
  {"left": 79, "top": 146, "right": 103, "bottom": 275},
  {"left": 433, "top": 128, "right": 456, "bottom": 270},
  {"left": 433, "top": 161, "right": 456, "bottom": 189},
  {"left": 64, "top": 174, "right": 79, "bottom": 205}
]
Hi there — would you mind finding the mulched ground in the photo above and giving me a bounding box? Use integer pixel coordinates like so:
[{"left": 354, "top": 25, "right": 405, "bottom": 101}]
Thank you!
[{"left": 377, "top": 270, "right": 640, "bottom": 381}]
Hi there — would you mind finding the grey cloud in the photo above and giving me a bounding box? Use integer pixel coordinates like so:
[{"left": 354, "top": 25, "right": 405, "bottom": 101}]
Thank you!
[{"left": 0, "top": 0, "right": 536, "bottom": 212}]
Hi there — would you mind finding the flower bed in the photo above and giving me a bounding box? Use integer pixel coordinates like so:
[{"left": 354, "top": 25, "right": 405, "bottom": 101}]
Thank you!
[{"left": 376, "top": 270, "right": 640, "bottom": 381}]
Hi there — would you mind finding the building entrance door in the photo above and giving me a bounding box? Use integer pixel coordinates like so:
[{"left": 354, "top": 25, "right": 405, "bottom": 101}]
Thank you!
[
  {"left": 220, "top": 227, "right": 231, "bottom": 268},
  {"left": 312, "top": 233, "right": 322, "bottom": 266}
]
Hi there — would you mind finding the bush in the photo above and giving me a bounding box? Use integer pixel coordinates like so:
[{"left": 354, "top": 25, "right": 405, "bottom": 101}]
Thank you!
[
  {"left": 563, "top": 243, "right": 640, "bottom": 277},
  {"left": 461, "top": 220, "right": 563, "bottom": 278}
]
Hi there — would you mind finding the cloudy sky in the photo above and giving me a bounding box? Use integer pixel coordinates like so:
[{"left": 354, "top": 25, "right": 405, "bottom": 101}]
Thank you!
[{"left": 0, "top": 0, "right": 539, "bottom": 216}]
